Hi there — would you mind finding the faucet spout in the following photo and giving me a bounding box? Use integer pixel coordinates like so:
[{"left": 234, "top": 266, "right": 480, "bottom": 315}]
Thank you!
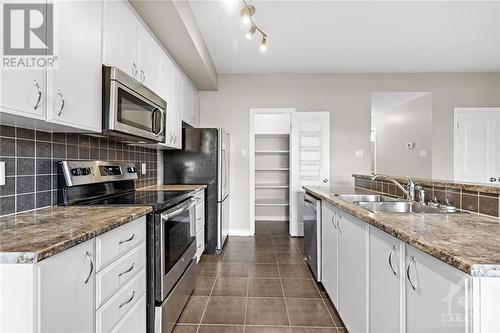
[{"left": 371, "top": 174, "right": 416, "bottom": 201}]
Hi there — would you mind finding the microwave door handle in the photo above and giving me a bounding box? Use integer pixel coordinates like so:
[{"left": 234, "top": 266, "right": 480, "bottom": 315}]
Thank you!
[
  {"left": 151, "top": 108, "right": 163, "bottom": 136},
  {"left": 161, "top": 197, "right": 200, "bottom": 220}
]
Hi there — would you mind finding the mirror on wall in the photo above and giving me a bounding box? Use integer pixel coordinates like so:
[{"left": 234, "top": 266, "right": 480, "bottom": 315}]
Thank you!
[{"left": 370, "top": 92, "right": 432, "bottom": 178}]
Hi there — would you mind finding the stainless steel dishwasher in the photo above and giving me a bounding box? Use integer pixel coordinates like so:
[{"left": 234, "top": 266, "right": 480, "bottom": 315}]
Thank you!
[{"left": 303, "top": 193, "right": 321, "bottom": 281}]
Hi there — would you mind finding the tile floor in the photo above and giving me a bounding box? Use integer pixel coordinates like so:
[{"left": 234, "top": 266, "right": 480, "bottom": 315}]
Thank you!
[{"left": 173, "top": 221, "right": 347, "bottom": 333}]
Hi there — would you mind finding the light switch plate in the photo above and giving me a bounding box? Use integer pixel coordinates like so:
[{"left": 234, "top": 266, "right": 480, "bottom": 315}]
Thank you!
[
  {"left": 141, "top": 163, "right": 147, "bottom": 175},
  {"left": 0, "top": 162, "right": 5, "bottom": 186}
]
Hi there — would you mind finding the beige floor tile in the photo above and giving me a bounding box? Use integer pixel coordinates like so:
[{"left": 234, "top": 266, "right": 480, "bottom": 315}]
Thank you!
[
  {"left": 201, "top": 297, "right": 247, "bottom": 325},
  {"left": 177, "top": 297, "right": 209, "bottom": 324},
  {"left": 278, "top": 264, "right": 311, "bottom": 279},
  {"left": 246, "top": 298, "right": 290, "bottom": 326},
  {"left": 211, "top": 277, "right": 249, "bottom": 297},
  {"left": 286, "top": 298, "right": 334, "bottom": 327},
  {"left": 282, "top": 279, "right": 321, "bottom": 298},
  {"left": 248, "top": 278, "right": 284, "bottom": 297}
]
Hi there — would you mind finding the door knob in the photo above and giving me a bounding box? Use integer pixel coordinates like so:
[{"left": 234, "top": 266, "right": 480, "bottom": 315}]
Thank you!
[{"left": 323, "top": 179, "right": 328, "bottom": 183}]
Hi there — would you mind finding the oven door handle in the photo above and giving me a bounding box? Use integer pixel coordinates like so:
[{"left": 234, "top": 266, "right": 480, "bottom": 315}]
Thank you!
[{"left": 161, "top": 197, "right": 200, "bottom": 221}]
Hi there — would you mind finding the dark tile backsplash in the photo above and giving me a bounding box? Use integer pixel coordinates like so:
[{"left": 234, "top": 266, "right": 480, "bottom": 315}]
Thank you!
[
  {"left": 354, "top": 177, "right": 500, "bottom": 218},
  {"left": 0, "top": 125, "right": 158, "bottom": 216}
]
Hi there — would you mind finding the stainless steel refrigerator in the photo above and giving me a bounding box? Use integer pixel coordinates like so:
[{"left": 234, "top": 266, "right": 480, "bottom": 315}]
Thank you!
[{"left": 163, "top": 128, "right": 230, "bottom": 254}]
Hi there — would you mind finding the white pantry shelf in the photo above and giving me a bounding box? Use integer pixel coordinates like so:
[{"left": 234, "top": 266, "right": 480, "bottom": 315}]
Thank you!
[
  {"left": 255, "top": 183, "right": 290, "bottom": 189},
  {"left": 255, "top": 150, "right": 290, "bottom": 154},
  {"left": 255, "top": 199, "right": 290, "bottom": 207}
]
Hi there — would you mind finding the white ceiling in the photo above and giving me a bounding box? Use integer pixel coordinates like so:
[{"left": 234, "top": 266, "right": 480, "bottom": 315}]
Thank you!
[
  {"left": 371, "top": 92, "right": 430, "bottom": 115},
  {"left": 189, "top": 1, "right": 500, "bottom": 74}
]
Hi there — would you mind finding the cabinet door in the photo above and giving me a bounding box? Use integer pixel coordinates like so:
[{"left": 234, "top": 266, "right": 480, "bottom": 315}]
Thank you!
[
  {"left": 321, "top": 202, "right": 339, "bottom": 308},
  {"left": 172, "top": 68, "right": 183, "bottom": 148},
  {"left": 182, "top": 79, "right": 193, "bottom": 126},
  {"left": 338, "top": 212, "right": 367, "bottom": 333},
  {"left": 0, "top": 1, "right": 46, "bottom": 120},
  {"left": 369, "top": 226, "right": 404, "bottom": 333},
  {"left": 137, "top": 26, "right": 162, "bottom": 95},
  {"left": 406, "top": 245, "right": 471, "bottom": 333},
  {"left": 103, "top": 0, "right": 138, "bottom": 79},
  {"left": 37, "top": 239, "right": 95, "bottom": 333},
  {"left": 47, "top": 0, "right": 102, "bottom": 131},
  {"left": 192, "top": 90, "right": 200, "bottom": 127},
  {"left": 159, "top": 54, "right": 175, "bottom": 148}
]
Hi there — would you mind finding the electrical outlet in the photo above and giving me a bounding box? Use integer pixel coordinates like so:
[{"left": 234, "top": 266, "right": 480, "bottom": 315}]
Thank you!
[
  {"left": 141, "top": 163, "right": 147, "bottom": 175},
  {"left": 355, "top": 149, "right": 364, "bottom": 159},
  {"left": 0, "top": 162, "right": 5, "bottom": 186}
]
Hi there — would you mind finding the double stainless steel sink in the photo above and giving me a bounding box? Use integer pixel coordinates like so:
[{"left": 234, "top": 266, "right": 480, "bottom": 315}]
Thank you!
[{"left": 335, "top": 194, "right": 461, "bottom": 214}]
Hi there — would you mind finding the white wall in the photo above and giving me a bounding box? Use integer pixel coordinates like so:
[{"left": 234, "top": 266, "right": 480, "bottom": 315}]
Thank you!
[
  {"left": 200, "top": 73, "right": 500, "bottom": 234},
  {"left": 373, "top": 93, "right": 433, "bottom": 178}
]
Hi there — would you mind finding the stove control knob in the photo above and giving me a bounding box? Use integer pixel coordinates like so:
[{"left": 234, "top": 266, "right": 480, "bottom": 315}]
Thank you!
[
  {"left": 71, "top": 168, "right": 82, "bottom": 176},
  {"left": 81, "top": 167, "right": 91, "bottom": 176},
  {"left": 127, "top": 166, "right": 137, "bottom": 173}
]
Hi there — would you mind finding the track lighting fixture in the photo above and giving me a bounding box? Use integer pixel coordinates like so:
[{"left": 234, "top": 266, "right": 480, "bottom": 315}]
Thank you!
[
  {"left": 246, "top": 24, "right": 257, "bottom": 40},
  {"left": 239, "top": 0, "right": 269, "bottom": 52},
  {"left": 240, "top": 4, "right": 255, "bottom": 25},
  {"left": 260, "top": 35, "right": 267, "bottom": 52}
]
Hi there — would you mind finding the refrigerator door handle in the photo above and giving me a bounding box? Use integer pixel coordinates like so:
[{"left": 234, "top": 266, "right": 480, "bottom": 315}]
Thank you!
[{"left": 222, "top": 148, "right": 227, "bottom": 197}]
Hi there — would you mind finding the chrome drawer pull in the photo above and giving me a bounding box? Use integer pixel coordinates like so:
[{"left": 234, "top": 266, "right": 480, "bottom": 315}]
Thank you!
[
  {"left": 33, "top": 80, "right": 42, "bottom": 110},
  {"left": 406, "top": 256, "right": 418, "bottom": 291},
  {"left": 56, "top": 90, "right": 65, "bottom": 116},
  {"left": 119, "top": 291, "right": 135, "bottom": 308},
  {"left": 119, "top": 233, "right": 135, "bottom": 245},
  {"left": 84, "top": 251, "right": 93, "bottom": 284},
  {"left": 118, "top": 262, "right": 135, "bottom": 277},
  {"left": 388, "top": 246, "right": 397, "bottom": 276}
]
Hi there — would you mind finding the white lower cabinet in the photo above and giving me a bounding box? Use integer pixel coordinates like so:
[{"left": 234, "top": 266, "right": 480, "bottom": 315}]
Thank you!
[
  {"left": 321, "top": 202, "right": 339, "bottom": 308},
  {"left": 195, "top": 190, "right": 206, "bottom": 262},
  {"left": 405, "top": 245, "right": 471, "bottom": 333},
  {"left": 320, "top": 201, "right": 477, "bottom": 333},
  {"left": 0, "top": 217, "right": 146, "bottom": 333},
  {"left": 369, "top": 226, "right": 404, "bottom": 333},
  {"left": 337, "top": 211, "right": 368, "bottom": 333},
  {"left": 37, "top": 238, "right": 95, "bottom": 333}
]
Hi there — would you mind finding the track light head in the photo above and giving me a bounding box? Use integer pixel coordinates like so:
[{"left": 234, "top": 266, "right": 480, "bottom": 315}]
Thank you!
[
  {"left": 240, "top": 4, "right": 255, "bottom": 25},
  {"left": 246, "top": 24, "right": 257, "bottom": 40},
  {"left": 259, "top": 35, "right": 267, "bottom": 52}
]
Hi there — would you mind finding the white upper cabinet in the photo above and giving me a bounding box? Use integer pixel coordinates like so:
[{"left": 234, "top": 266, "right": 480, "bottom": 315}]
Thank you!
[
  {"left": 37, "top": 238, "right": 95, "bottom": 333},
  {"left": 47, "top": 0, "right": 102, "bottom": 132},
  {"left": 0, "top": 1, "right": 46, "bottom": 120},
  {"left": 406, "top": 245, "right": 471, "bottom": 333},
  {"left": 171, "top": 68, "right": 183, "bottom": 148},
  {"left": 192, "top": 89, "right": 200, "bottom": 127},
  {"left": 369, "top": 226, "right": 404, "bottom": 333},
  {"left": 103, "top": 0, "right": 139, "bottom": 80},
  {"left": 182, "top": 79, "right": 194, "bottom": 126},
  {"left": 137, "top": 26, "right": 162, "bottom": 95}
]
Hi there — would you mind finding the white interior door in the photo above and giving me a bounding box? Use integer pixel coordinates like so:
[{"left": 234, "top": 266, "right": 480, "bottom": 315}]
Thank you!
[
  {"left": 292, "top": 111, "right": 330, "bottom": 236},
  {"left": 454, "top": 108, "right": 499, "bottom": 184}
]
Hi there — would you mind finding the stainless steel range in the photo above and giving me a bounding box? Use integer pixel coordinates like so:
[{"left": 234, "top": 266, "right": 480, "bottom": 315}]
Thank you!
[{"left": 58, "top": 160, "right": 198, "bottom": 333}]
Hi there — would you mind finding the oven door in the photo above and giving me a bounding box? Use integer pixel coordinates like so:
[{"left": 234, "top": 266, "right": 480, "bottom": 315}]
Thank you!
[{"left": 157, "top": 196, "right": 199, "bottom": 301}]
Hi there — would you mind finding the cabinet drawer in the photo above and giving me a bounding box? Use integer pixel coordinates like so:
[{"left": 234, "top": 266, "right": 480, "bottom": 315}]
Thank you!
[
  {"left": 96, "top": 242, "right": 146, "bottom": 309},
  {"left": 110, "top": 293, "right": 146, "bottom": 333},
  {"left": 196, "top": 227, "right": 205, "bottom": 261},
  {"left": 96, "top": 216, "right": 146, "bottom": 271},
  {"left": 96, "top": 268, "right": 146, "bottom": 333}
]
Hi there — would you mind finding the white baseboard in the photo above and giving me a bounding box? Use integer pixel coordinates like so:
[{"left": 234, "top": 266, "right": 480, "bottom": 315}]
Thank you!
[{"left": 228, "top": 229, "right": 252, "bottom": 236}]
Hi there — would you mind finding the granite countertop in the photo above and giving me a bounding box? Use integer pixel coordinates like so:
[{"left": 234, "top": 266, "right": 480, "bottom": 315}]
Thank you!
[
  {"left": 304, "top": 186, "right": 500, "bottom": 277},
  {"left": 137, "top": 184, "right": 207, "bottom": 192},
  {"left": 0, "top": 206, "right": 152, "bottom": 264}
]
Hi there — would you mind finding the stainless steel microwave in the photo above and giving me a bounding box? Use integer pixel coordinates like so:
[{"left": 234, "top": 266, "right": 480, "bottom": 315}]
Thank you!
[{"left": 103, "top": 65, "right": 166, "bottom": 143}]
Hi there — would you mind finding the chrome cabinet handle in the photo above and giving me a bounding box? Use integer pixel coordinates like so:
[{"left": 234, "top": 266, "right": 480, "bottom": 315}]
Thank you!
[
  {"left": 118, "top": 262, "right": 135, "bottom": 277},
  {"left": 56, "top": 90, "right": 65, "bottom": 116},
  {"left": 388, "top": 246, "right": 397, "bottom": 276},
  {"left": 406, "top": 256, "right": 418, "bottom": 291},
  {"left": 84, "top": 251, "right": 93, "bottom": 284},
  {"left": 337, "top": 213, "right": 342, "bottom": 233},
  {"left": 132, "top": 62, "right": 137, "bottom": 78},
  {"left": 140, "top": 69, "right": 145, "bottom": 83},
  {"left": 33, "top": 80, "right": 42, "bottom": 110},
  {"left": 119, "top": 233, "right": 135, "bottom": 245},
  {"left": 323, "top": 178, "right": 328, "bottom": 183},
  {"left": 331, "top": 215, "right": 337, "bottom": 229},
  {"left": 119, "top": 291, "right": 135, "bottom": 308},
  {"left": 173, "top": 134, "right": 177, "bottom": 144},
  {"left": 490, "top": 177, "right": 497, "bottom": 183},
  {"left": 169, "top": 133, "right": 174, "bottom": 143}
]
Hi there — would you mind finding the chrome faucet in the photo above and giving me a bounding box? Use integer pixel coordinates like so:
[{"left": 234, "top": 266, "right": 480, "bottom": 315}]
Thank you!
[{"left": 371, "top": 174, "right": 416, "bottom": 201}]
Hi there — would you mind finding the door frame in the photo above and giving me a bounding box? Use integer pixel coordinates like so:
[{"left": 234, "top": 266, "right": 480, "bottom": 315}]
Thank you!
[
  {"left": 453, "top": 107, "right": 500, "bottom": 182},
  {"left": 249, "top": 108, "right": 295, "bottom": 236}
]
